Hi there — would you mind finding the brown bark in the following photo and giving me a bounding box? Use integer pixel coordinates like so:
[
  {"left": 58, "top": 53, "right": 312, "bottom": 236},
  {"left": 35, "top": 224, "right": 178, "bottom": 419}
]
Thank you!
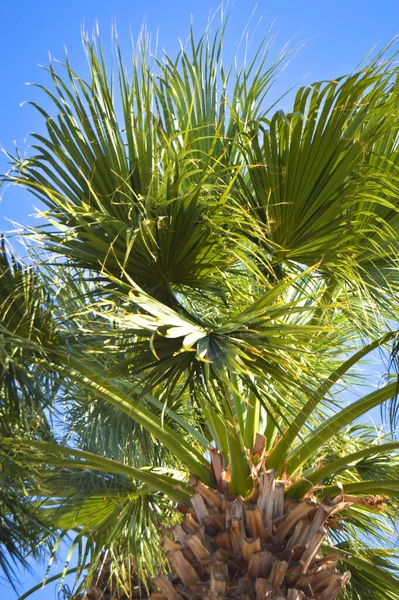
[{"left": 152, "top": 474, "right": 352, "bottom": 599}]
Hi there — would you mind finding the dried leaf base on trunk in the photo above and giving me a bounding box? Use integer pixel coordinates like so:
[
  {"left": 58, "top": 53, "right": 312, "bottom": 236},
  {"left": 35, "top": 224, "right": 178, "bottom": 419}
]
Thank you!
[{"left": 151, "top": 471, "right": 350, "bottom": 600}]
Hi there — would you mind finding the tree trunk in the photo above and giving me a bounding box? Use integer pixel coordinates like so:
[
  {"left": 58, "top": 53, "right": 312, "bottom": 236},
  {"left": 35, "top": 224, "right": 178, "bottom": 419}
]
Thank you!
[{"left": 151, "top": 471, "right": 351, "bottom": 600}]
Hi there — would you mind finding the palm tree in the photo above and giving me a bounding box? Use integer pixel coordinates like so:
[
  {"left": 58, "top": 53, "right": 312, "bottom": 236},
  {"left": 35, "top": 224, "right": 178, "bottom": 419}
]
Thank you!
[{"left": 1, "top": 19, "right": 399, "bottom": 600}]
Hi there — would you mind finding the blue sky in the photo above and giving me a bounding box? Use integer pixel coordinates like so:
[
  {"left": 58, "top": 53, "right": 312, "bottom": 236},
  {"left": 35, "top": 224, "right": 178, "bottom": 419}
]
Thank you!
[{"left": 1, "top": 0, "right": 399, "bottom": 598}]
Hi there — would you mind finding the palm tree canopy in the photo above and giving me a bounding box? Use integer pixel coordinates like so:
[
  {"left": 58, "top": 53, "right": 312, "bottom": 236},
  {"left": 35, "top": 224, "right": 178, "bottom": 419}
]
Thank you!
[{"left": 1, "top": 19, "right": 399, "bottom": 600}]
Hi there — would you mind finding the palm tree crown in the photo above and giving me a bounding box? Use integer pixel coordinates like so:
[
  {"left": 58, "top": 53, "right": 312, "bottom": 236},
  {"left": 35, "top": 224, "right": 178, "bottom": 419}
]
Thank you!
[{"left": 1, "top": 18, "right": 399, "bottom": 600}]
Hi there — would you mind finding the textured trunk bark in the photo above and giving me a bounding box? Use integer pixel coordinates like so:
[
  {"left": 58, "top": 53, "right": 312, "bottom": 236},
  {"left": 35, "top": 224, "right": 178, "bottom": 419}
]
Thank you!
[{"left": 151, "top": 470, "right": 351, "bottom": 600}]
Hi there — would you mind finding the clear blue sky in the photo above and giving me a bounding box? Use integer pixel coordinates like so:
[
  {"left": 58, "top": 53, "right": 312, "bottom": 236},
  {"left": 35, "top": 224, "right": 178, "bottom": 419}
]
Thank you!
[{"left": 1, "top": 0, "right": 398, "bottom": 597}]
